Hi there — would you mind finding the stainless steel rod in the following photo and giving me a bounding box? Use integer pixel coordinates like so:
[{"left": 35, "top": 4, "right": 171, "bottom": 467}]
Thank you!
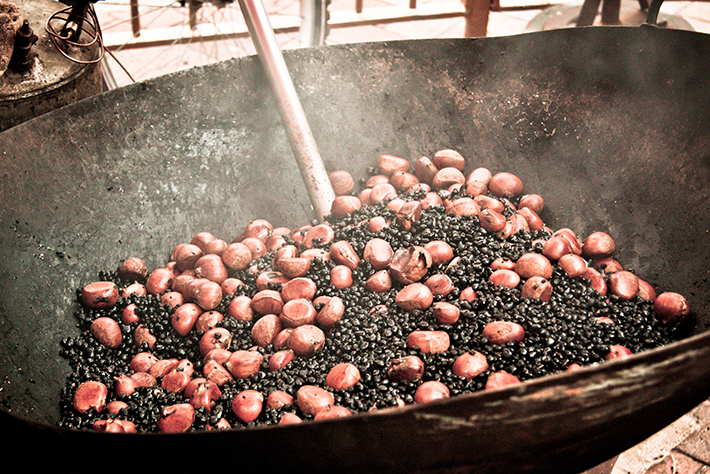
[{"left": 238, "top": 0, "right": 335, "bottom": 222}]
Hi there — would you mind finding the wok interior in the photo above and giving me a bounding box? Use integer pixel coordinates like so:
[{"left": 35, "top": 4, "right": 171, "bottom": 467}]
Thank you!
[{"left": 0, "top": 25, "right": 709, "bottom": 472}]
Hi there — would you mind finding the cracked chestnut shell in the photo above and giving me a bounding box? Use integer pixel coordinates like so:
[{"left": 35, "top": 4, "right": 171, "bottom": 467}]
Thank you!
[{"left": 389, "top": 246, "right": 432, "bottom": 284}]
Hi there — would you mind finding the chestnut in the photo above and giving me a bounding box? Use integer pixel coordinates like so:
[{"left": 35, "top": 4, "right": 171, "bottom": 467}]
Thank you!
[
  {"left": 232, "top": 390, "right": 263, "bottom": 424},
  {"left": 194, "top": 254, "right": 228, "bottom": 284},
  {"left": 368, "top": 215, "right": 389, "bottom": 232},
  {"left": 157, "top": 403, "right": 195, "bottom": 433},
  {"left": 287, "top": 324, "right": 326, "bottom": 357},
  {"left": 118, "top": 257, "right": 148, "bottom": 282},
  {"left": 431, "top": 167, "right": 466, "bottom": 190},
  {"left": 517, "top": 194, "right": 544, "bottom": 214},
  {"left": 329, "top": 170, "right": 355, "bottom": 196},
  {"left": 389, "top": 246, "right": 432, "bottom": 284},
  {"left": 251, "top": 314, "right": 283, "bottom": 347},
  {"left": 605, "top": 345, "right": 633, "bottom": 361},
  {"left": 654, "top": 292, "right": 690, "bottom": 325},
  {"left": 432, "top": 149, "right": 465, "bottom": 171},
  {"left": 452, "top": 351, "right": 489, "bottom": 379},
  {"left": 296, "top": 385, "right": 334, "bottom": 416},
  {"left": 133, "top": 324, "right": 156, "bottom": 349},
  {"left": 330, "top": 265, "right": 354, "bottom": 289},
  {"left": 414, "top": 156, "right": 438, "bottom": 184},
  {"left": 251, "top": 289, "right": 284, "bottom": 316},
  {"left": 420, "top": 192, "right": 444, "bottom": 209},
  {"left": 130, "top": 352, "right": 158, "bottom": 373},
  {"left": 370, "top": 183, "right": 398, "bottom": 203},
  {"left": 325, "top": 363, "right": 361, "bottom": 390},
  {"left": 466, "top": 167, "right": 492, "bottom": 186},
  {"left": 225, "top": 350, "right": 264, "bottom": 379},
  {"left": 73, "top": 381, "right": 108, "bottom": 414},
  {"left": 81, "top": 281, "right": 119, "bottom": 309},
  {"left": 558, "top": 254, "right": 588, "bottom": 278},
  {"left": 221, "top": 242, "right": 253, "bottom": 271},
  {"left": 582, "top": 231, "right": 616, "bottom": 259},
  {"left": 488, "top": 172, "right": 523, "bottom": 198},
  {"left": 424, "top": 273, "right": 455, "bottom": 298},
  {"left": 516, "top": 207, "right": 545, "bottom": 231},
  {"left": 482, "top": 321, "right": 525, "bottom": 345},
  {"left": 330, "top": 195, "right": 362, "bottom": 220},
  {"left": 278, "top": 257, "right": 312, "bottom": 280},
  {"left": 475, "top": 195, "right": 505, "bottom": 213},
  {"left": 636, "top": 279, "right": 657, "bottom": 301},
  {"left": 406, "top": 330, "right": 450, "bottom": 353},
  {"left": 148, "top": 358, "right": 179, "bottom": 378},
  {"left": 280, "top": 299, "right": 317, "bottom": 328},
  {"left": 240, "top": 237, "right": 267, "bottom": 260},
  {"left": 205, "top": 238, "right": 228, "bottom": 256},
  {"left": 459, "top": 286, "right": 478, "bottom": 302},
  {"left": 239, "top": 219, "right": 273, "bottom": 243},
  {"left": 174, "top": 244, "right": 204, "bottom": 272},
  {"left": 485, "top": 370, "right": 521, "bottom": 389},
  {"left": 266, "top": 390, "right": 294, "bottom": 409},
  {"left": 160, "top": 291, "right": 183, "bottom": 309},
  {"left": 303, "top": 224, "right": 335, "bottom": 249},
  {"left": 203, "top": 360, "right": 234, "bottom": 386},
  {"left": 554, "top": 228, "right": 583, "bottom": 255},
  {"left": 307, "top": 299, "right": 339, "bottom": 329},
  {"left": 608, "top": 271, "right": 639, "bottom": 300},
  {"left": 279, "top": 413, "right": 303, "bottom": 425},
  {"left": 466, "top": 180, "right": 488, "bottom": 197},
  {"left": 171, "top": 303, "right": 202, "bottom": 337},
  {"left": 396, "top": 283, "right": 434, "bottom": 311},
  {"left": 521, "top": 276, "right": 553, "bottom": 301},
  {"left": 365, "top": 270, "right": 393, "bottom": 293},
  {"left": 423, "top": 240, "right": 454, "bottom": 266},
  {"left": 330, "top": 240, "right": 361, "bottom": 270},
  {"left": 515, "top": 253, "right": 553, "bottom": 279},
  {"left": 228, "top": 295, "right": 255, "bottom": 322},
  {"left": 90, "top": 317, "right": 122, "bottom": 349},
  {"left": 376, "top": 153, "right": 410, "bottom": 175},
  {"left": 387, "top": 355, "right": 425, "bottom": 382},
  {"left": 542, "top": 236, "right": 572, "bottom": 261},
  {"left": 281, "top": 277, "right": 318, "bottom": 302},
  {"left": 414, "top": 380, "right": 450, "bottom": 403},
  {"left": 314, "top": 405, "right": 353, "bottom": 420},
  {"left": 199, "top": 328, "right": 232, "bottom": 357},
  {"left": 268, "top": 349, "right": 296, "bottom": 371},
  {"left": 491, "top": 257, "right": 516, "bottom": 271},
  {"left": 479, "top": 209, "right": 507, "bottom": 233},
  {"left": 161, "top": 371, "right": 190, "bottom": 394},
  {"left": 390, "top": 171, "right": 420, "bottom": 191},
  {"left": 488, "top": 269, "right": 521, "bottom": 289},
  {"left": 195, "top": 310, "right": 224, "bottom": 332},
  {"left": 432, "top": 301, "right": 460, "bottom": 325},
  {"left": 396, "top": 200, "right": 423, "bottom": 230},
  {"left": 580, "top": 267, "right": 607, "bottom": 296}
]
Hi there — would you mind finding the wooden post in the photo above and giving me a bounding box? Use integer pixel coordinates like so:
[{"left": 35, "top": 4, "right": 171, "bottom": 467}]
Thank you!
[
  {"left": 463, "top": 0, "right": 491, "bottom": 37},
  {"left": 130, "top": 0, "right": 140, "bottom": 37}
]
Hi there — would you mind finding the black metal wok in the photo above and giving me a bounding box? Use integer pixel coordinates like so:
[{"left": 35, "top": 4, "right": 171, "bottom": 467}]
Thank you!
[{"left": 1, "top": 22, "right": 710, "bottom": 474}]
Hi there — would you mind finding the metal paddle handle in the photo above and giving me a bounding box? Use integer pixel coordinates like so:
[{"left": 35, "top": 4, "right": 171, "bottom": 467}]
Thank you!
[{"left": 237, "top": 0, "right": 336, "bottom": 222}]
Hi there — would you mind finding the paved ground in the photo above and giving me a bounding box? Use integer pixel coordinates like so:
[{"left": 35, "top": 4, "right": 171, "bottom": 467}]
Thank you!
[{"left": 94, "top": 0, "right": 710, "bottom": 86}]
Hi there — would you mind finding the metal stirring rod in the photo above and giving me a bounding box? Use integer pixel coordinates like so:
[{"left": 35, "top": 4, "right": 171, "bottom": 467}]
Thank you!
[{"left": 237, "top": 0, "right": 336, "bottom": 222}]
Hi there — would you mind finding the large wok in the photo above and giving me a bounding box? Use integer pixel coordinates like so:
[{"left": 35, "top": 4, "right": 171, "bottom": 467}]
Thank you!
[{"left": 1, "top": 21, "right": 710, "bottom": 474}]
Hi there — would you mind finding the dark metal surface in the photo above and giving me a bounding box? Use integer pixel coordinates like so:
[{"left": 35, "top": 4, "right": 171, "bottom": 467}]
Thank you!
[
  {"left": 0, "top": 0, "right": 103, "bottom": 132},
  {"left": 1, "top": 25, "right": 710, "bottom": 474}
]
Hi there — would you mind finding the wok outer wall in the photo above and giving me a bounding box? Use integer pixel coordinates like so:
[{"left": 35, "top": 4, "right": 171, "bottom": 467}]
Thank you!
[{"left": 0, "top": 26, "right": 709, "bottom": 473}]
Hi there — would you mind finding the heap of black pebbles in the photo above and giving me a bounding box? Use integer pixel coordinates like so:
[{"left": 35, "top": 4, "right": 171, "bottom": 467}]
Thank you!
[{"left": 57, "top": 167, "right": 684, "bottom": 433}]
